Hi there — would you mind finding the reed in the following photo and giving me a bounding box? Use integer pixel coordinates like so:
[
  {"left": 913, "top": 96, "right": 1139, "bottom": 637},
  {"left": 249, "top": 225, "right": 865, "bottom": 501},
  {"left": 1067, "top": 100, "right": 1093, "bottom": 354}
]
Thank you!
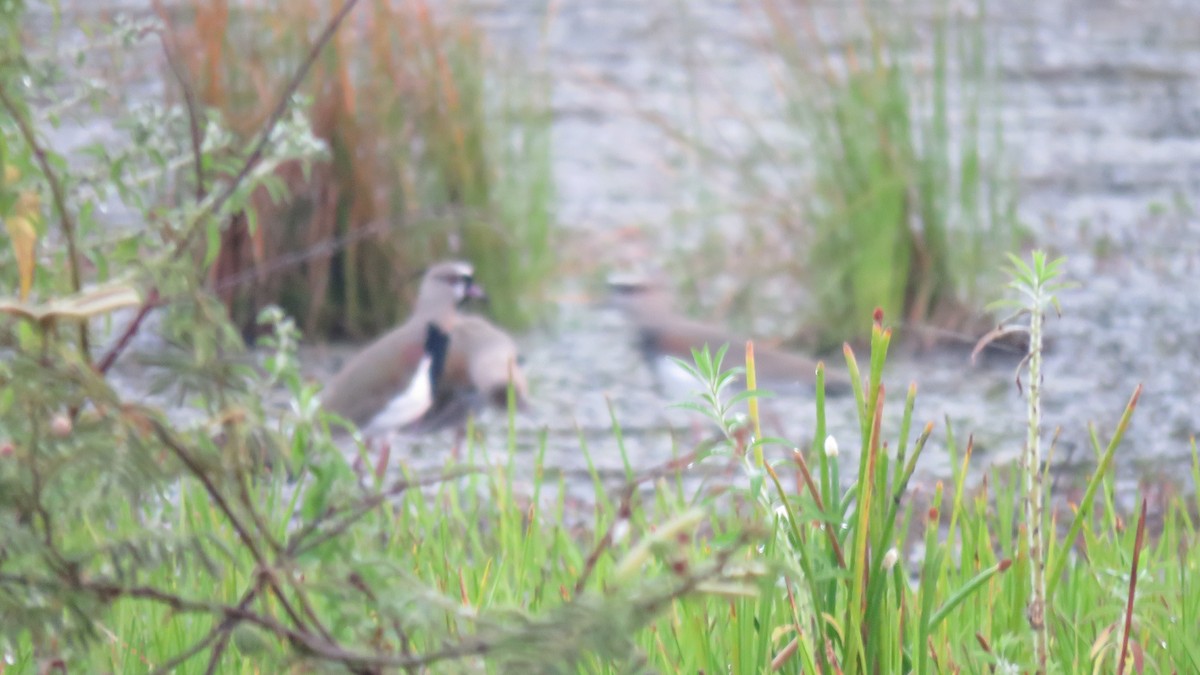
[
  {"left": 167, "top": 0, "right": 555, "bottom": 337},
  {"left": 751, "top": 0, "right": 1019, "bottom": 348}
]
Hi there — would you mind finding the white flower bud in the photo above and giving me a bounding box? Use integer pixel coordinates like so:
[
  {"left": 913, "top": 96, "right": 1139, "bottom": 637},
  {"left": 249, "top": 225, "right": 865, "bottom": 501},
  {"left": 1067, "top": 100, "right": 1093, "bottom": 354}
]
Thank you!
[
  {"left": 882, "top": 547, "right": 900, "bottom": 571},
  {"left": 824, "top": 435, "right": 839, "bottom": 458},
  {"left": 612, "top": 518, "right": 631, "bottom": 545},
  {"left": 50, "top": 414, "right": 72, "bottom": 439}
]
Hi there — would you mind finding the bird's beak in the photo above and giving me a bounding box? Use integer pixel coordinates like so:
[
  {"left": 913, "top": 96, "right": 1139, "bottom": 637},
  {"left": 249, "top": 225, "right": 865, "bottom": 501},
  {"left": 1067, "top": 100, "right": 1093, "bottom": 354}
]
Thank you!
[{"left": 464, "top": 279, "right": 488, "bottom": 302}]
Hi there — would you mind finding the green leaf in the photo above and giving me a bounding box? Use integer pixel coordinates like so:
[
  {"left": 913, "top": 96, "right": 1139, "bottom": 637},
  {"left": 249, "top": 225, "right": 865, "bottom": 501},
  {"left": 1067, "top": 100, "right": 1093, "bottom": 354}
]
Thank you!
[
  {"left": 203, "top": 220, "right": 221, "bottom": 269},
  {"left": 926, "top": 559, "right": 1011, "bottom": 630},
  {"left": 301, "top": 461, "right": 336, "bottom": 524},
  {"left": 114, "top": 234, "right": 141, "bottom": 262},
  {"left": 726, "top": 389, "right": 774, "bottom": 407}
]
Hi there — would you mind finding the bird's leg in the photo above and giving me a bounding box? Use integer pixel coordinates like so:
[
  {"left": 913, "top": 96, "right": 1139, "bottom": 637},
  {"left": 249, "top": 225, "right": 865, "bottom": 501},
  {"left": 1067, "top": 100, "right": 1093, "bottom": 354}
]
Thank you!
[
  {"left": 350, "top": 439, "right": 365, "bottom": 477},
  {"left": 764, "top": 406, "right": 786, "bottom": 438},
  {"left": 374, "top": 436, "right": 392, "bottom": 481},
  {"left": 450, "top": 427, "right": 465, "bottom": 462},
  {"left": 731, "top": 422, "right": 750, "bottom": 458}
]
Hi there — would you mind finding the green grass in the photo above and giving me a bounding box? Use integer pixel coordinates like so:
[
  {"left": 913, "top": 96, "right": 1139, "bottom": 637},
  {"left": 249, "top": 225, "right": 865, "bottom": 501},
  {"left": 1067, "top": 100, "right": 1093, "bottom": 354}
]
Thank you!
[{"left": 4, "top": 301, "right": 1197, "bottom": 672}]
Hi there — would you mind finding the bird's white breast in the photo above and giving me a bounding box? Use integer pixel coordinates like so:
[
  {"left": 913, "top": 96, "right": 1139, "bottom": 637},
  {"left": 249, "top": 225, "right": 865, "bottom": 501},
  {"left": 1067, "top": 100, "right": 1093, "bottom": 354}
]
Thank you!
[{"left": 362, "top": 355, "right": 435, "bottom": 437}]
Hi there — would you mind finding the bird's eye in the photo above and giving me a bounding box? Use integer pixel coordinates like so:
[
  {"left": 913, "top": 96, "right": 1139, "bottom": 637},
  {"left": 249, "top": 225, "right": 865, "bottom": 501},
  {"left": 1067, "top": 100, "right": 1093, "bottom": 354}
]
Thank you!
[{"left": 451, "top": 274, "right": 480, "bottom": 301}]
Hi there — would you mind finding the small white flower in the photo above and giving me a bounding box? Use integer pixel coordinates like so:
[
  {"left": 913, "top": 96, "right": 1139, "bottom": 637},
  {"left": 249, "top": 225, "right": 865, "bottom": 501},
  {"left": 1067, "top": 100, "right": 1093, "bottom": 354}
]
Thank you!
[
  {"left": 995, "top": 659, "right": 1020, "bottom": 675},
  {"left": 824, "top": 435, "right": 839, "bottom": 458},
  {"left": 882, "top": 547, "right": 900, "bottom": 571},
  {"left": 612, "top": 519, "right": 631, "bottom": 545}
]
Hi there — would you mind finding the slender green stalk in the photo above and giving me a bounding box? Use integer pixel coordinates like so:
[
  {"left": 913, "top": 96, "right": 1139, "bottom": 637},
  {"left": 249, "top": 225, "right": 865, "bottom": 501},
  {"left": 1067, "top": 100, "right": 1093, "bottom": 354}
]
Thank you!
[
  {"left": 1024, "top": 276, "right": 1048, "bottom": 669},
  {"left": 745, "top": 341, "right": 764, "bottom": 467},
  {"left": 1045, "top": 385, "right": 1142, "bottom": 600},
  {"left": 991, "top": 251, "right": 1072, "bottom": 672}
]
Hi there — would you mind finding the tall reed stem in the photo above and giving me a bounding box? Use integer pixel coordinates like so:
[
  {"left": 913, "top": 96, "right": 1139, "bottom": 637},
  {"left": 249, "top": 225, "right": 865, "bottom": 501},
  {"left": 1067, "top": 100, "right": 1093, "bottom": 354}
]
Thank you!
[
  {"left": 1024, "top": 285, "right": 1048, "bottom": 672},
  {"left": 1000, "top": 251, "right": 1070, "bottom": 673}
]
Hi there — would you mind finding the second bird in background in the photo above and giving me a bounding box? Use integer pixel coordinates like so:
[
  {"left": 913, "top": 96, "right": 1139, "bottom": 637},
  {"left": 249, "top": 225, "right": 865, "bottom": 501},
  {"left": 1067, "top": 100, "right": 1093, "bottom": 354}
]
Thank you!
[{"left": 606, "top": 272, "right": 852, "bottom": 399}]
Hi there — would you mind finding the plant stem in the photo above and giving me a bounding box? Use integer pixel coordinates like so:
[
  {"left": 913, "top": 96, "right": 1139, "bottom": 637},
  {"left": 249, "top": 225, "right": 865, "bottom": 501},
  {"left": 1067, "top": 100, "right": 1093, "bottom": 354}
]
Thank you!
[
  {"left": 745, "top": 340, "right": 763, "bottom": 466},
  {"left": 0, "top": 84, "right": 90, "bottom": 361},
  {"left": 1024, "top": 276, "right": 1049, "bottom": 672}
]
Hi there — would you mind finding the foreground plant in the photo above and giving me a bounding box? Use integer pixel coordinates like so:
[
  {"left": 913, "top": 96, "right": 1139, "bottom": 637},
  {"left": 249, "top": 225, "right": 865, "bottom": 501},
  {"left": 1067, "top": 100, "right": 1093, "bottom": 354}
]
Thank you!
[
  {"left": 981, "top": 251, "right": 1074, "bottom": 671},
  {"left": 684, "top": 290, "right": 1167, "bottom": 673}
]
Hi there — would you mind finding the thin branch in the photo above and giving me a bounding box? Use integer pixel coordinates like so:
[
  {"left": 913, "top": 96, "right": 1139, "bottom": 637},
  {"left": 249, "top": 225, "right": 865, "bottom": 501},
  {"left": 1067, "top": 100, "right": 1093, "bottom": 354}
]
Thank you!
[
  {"left": 236, "top": 467, "right": 284, "bottom": 555},
  {"left": 94, "top": 288, "right": 162, "bottom": 374},
  {"left": 149, "top": 616, "right": 225, "bottom": 674},
  {"left": 970, "top": 323, "right": 1030, "bottom": 364},
  {"left": 287, "top": 466, "right": 485, "bottom": 558},
  {"left": 230, "top": 464, "right": 338, "bottom": 646},
  {"left": 151, "top": 0, "right": 207, "bottom": 201},
  {"left": 91, "top": 208, "right": 445, "bottom": 368},
  {"left": 574, "top": 448, "right": 706, "bottom": 594},
  {"left": 171, "top": 0, "right": 364, "bottom": 260},
  {"left": 208, "top": 217, "right": 394, "bottom": 293},
  {"left": 23, "top": 404, "right": 72, "bottom": 570},
  {"left": 574, "top": 492, "right": 633, "bottom": 595},
  {"left": 148, "top": 420, "right": 264, "bottom": 563},
  {"left": 0, "top": 84, "right": 90, "bottom": 360},
  {"left": 148, "top": 417, "right": 311, "bottom": 636},
  {"left": 93, "top": 578, "right": 489, "bottom": 670},
  {"left": 194, "top": 579, "right": 267, "bottom": 675},
  {"left": 145, "top": 571, "right": 270, "bottom": 672}
]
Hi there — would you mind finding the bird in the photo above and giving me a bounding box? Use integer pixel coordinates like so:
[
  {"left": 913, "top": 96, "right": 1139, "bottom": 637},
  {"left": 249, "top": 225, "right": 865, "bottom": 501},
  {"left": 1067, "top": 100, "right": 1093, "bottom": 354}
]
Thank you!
[
  {"left": 319, "top": 260, "right": 484, "bottom": 430},
  {"left": 606, "top": 272, "right": 852, "bottom": 398},
  {"left": 408, "top": 314, "right": 530, "bottom": 433},
  {"left": 359, "top": 322, "right": 452, "bottom": 437}
]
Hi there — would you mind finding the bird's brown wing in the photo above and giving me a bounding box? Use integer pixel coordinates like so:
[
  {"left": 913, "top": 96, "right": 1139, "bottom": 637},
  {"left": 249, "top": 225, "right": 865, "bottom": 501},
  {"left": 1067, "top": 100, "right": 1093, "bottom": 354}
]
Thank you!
[
  {"left": 469, "top": 342, "right": 527, "bottom": 409},
  {"left": 645, "top": 314, "right": 850, "bottom": 392},
  {"left": 643, "top": 314, "right": 748, "bottom": 367},
  {"left": 320, "top": 323, "right": 427, "bottom": 426}
]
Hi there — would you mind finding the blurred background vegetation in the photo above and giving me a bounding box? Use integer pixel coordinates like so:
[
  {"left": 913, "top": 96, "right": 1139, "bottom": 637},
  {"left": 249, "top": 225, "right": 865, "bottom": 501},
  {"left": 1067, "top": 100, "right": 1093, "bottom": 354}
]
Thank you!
[
  {"left": 168, "top": 0, "right": 554, "bottom": 338},
  {"left": 652, "top": 0, "right": 1023, "bottom": 351}
]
